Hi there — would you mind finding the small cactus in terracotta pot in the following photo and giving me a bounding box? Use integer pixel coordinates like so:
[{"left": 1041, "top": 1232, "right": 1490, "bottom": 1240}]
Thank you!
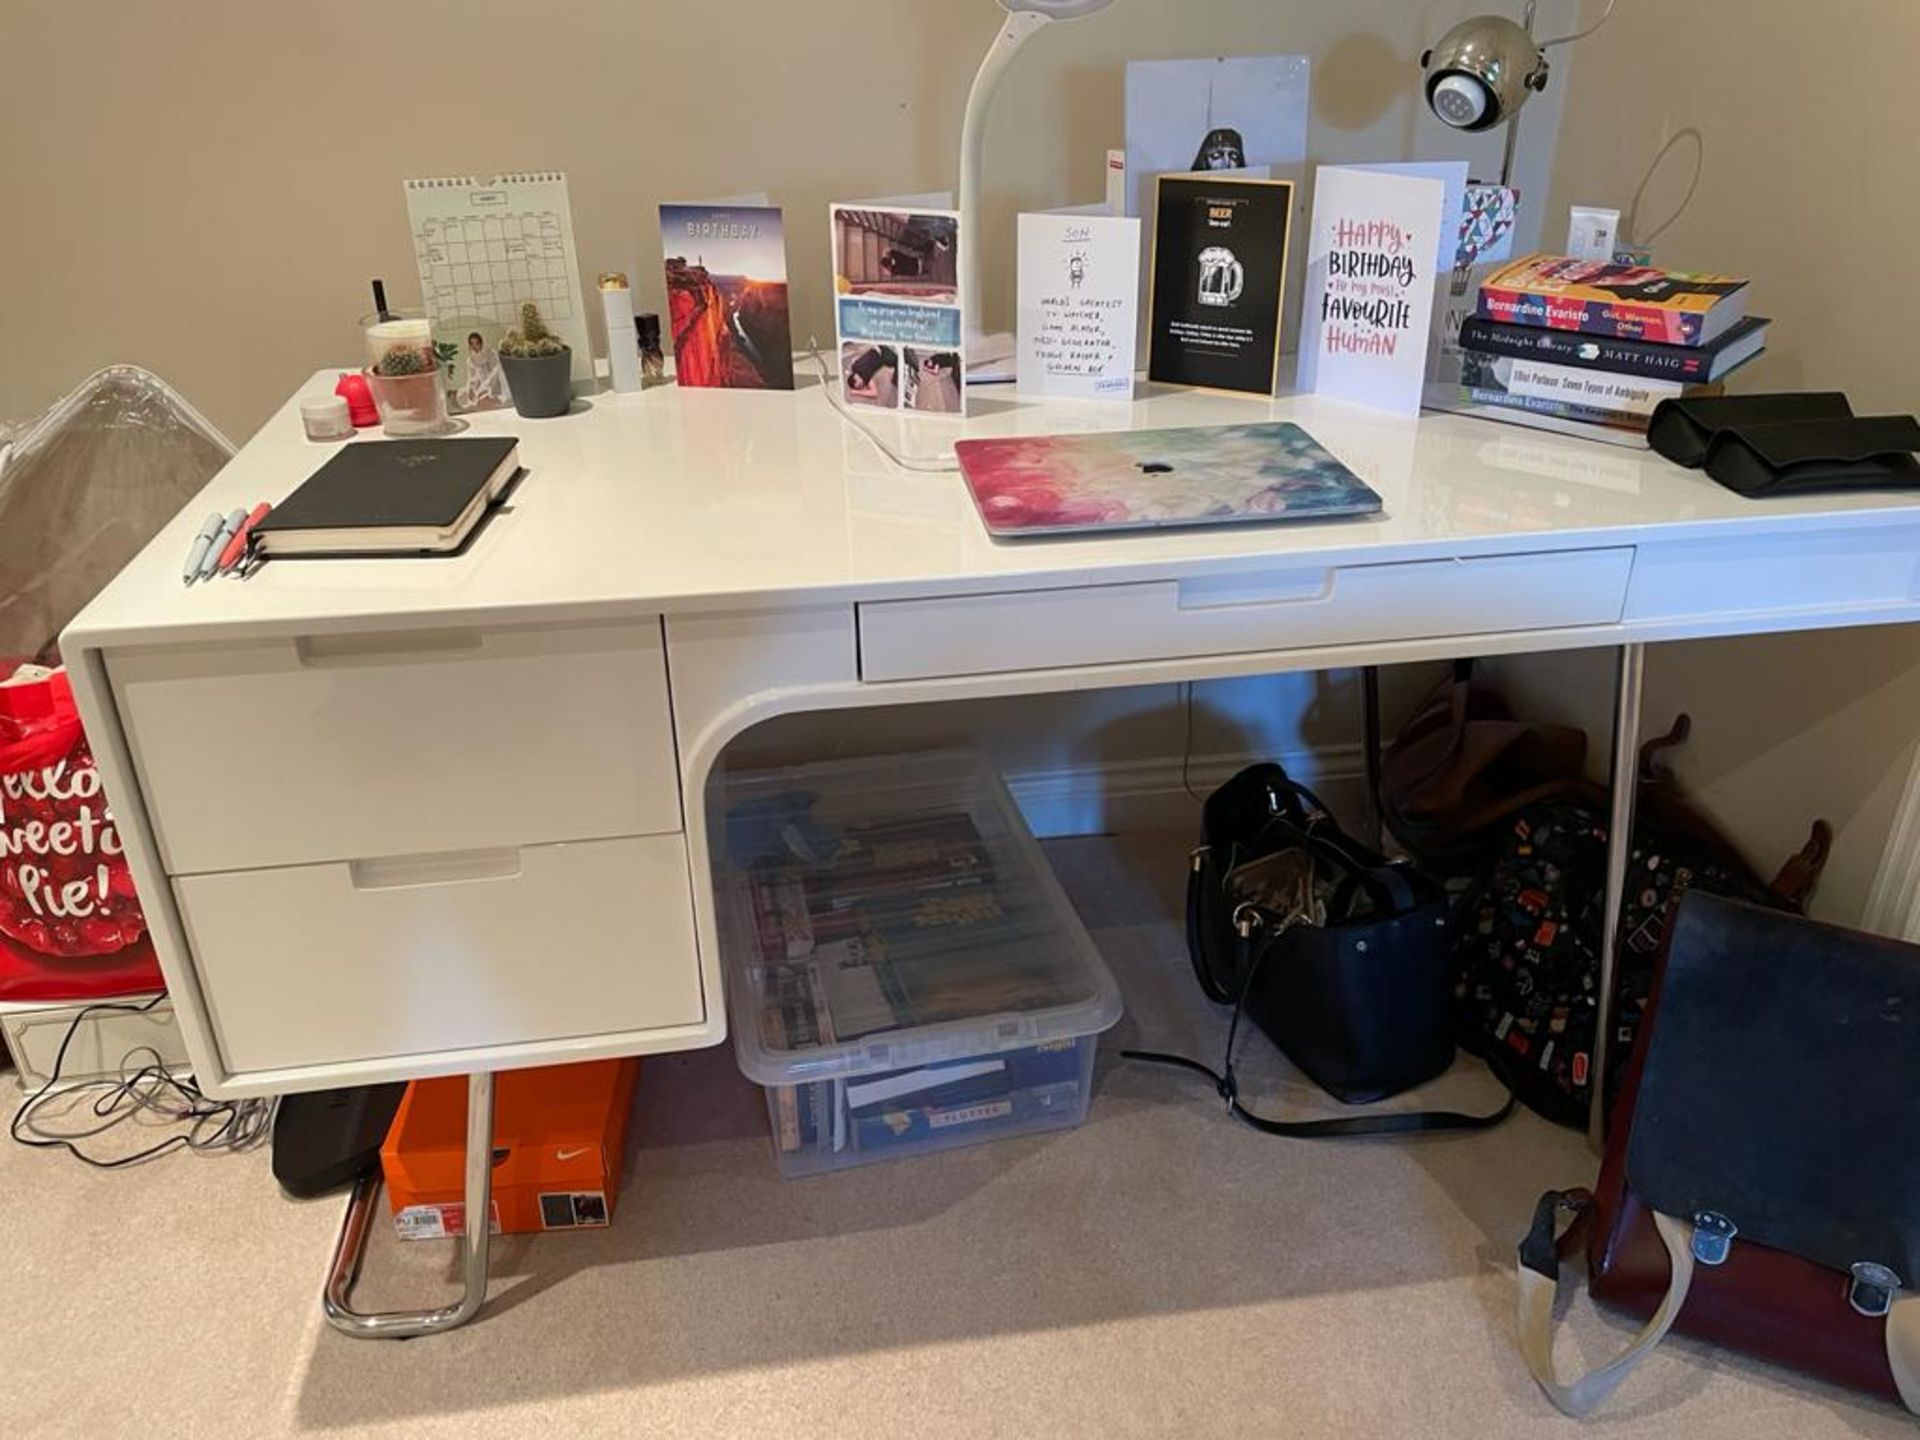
[{"left": 365, "top": 341, "right": 445, "bottom": 433}]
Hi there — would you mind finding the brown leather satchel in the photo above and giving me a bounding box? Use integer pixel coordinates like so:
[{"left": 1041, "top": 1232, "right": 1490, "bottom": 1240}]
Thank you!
[
  {"left": 1380, "top": 660, "right": 1590, "bottom": 875},
  {"left": 1516, "top": 893, "right": 1920, "bottom": 1417}
]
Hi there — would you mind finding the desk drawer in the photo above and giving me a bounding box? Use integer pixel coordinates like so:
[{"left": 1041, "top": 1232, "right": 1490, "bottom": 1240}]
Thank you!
[
  {"left": 859, "top": 548, "right": 1635, "bottom": 682},
  {"left": 111, "top": 618, "right": 681, "bottom": 875},
  {"left": 174, "top": 834, "right": 702, "bottom": 1074}
]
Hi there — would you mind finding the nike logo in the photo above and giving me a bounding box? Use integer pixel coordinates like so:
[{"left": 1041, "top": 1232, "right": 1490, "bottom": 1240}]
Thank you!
[{"left": 555, "top": 1146, "right": 592, "bottom": 1162}]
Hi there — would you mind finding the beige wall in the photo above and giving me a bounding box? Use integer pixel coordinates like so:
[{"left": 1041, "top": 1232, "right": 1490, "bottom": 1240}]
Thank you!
[
  {"left": 0, "top": 0, "right": 1573, "bottom": 442},
  {"left": 1545, "top": 0, "right": 1920, "bottom": 413},
  {"left": 1505, "top": 0, "right": 1920, "bottom": 928}
]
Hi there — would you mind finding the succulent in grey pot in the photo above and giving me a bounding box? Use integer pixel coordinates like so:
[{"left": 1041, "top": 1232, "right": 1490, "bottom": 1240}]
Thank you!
[{"left": 498, "top": 302, "right": 573, "bottom": 418}]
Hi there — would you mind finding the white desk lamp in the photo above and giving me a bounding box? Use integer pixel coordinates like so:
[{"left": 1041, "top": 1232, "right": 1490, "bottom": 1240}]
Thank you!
[{"left": 959, "top": 0, "right": 1115, "bottom": 366}]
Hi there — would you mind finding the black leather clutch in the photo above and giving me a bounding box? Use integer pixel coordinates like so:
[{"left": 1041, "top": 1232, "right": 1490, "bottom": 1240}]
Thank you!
[
  {"left": 1647, "top": 392, "right": 1853, "bottom": 467},
  {"left": 1704, "top": 415, "right": 1920, "bottom": 497}
]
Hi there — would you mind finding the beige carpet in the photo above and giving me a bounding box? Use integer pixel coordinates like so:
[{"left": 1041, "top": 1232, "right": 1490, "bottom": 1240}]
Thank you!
[{"left": 0, "top": 831, "right": 1907, "bottom": 1439}]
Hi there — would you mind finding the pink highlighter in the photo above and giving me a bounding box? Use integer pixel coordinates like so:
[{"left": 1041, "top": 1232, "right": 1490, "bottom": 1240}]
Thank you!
[{"left": 217, "top": 502, "right": 273, "bottom": 575}]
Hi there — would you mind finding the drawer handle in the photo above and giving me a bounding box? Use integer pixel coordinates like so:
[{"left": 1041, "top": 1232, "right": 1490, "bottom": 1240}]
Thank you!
[
  {"left": 295, "top": 630, "right": 484, "bottom": 667},
  {"left": 1177, "top": 569, "right": 1336, "bottom": 610},
  {"left": 348, "top": 848, "right": 523, "bottom": 891}
]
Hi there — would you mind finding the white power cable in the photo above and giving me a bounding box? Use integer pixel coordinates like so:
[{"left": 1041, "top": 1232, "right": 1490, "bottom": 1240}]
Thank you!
[{"left": 1538, "top": 0, "right": 1618, "bottom": 50}]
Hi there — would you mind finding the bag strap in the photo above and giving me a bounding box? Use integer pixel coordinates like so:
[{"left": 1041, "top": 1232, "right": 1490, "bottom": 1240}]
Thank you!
[
  {"left": 1381, "top": 660, "right": 1480, "bottom": 797},
  {"left": 1518, "top": 1193, "right": 1920, "bottom": 1418},
  {"left": 1138, "top": 914, "right": 1516, "bottom": 1139},
  {"left": 1185, "top": 851, "right": 1242, "bottom": 1005},
  {"left": 1332, "top": 862, "right": 1420, "bottom": 918},
  {"left": 1891, "top": 1295, "right": 1920, "bottom": 1415},
  {"left": 1121, "top": 1048, "right": 1515, "bottom": 1136},
  {"left": 1515, "top": 1191, "right": 1696, "bottom": 1417}
]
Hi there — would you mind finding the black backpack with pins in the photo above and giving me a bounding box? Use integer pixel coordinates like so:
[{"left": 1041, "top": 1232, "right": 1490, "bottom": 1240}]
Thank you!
[{"left": 1451, "top": 715, "right": 1830, "bottom": 1129}]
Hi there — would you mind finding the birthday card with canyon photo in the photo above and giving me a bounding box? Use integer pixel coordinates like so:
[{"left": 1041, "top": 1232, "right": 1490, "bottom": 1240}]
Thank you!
[
  {"left": 1297, "top": 166, "right": 1447, "bottom": 416},
  {"left": 660, "top": 203, "right": 794, "bottom": 390}
]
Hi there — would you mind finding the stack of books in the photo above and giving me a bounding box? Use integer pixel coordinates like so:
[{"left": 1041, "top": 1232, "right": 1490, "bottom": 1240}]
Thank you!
[{"left": 1457, "top": 254, "right": 1767, "bottom": 438}]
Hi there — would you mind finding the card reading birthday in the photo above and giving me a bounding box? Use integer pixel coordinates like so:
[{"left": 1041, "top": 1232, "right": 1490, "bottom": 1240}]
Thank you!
[{"left": 1295, "top": 166, "right": 1447, "bottom": 417}]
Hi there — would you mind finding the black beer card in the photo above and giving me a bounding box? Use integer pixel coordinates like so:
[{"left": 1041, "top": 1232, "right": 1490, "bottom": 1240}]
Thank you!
[{"left": 1147, "top": 175, "right": 1293, "bottom": 396}]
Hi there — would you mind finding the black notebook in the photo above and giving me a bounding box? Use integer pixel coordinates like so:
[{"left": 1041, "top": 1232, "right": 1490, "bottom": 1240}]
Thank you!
[{"left": 253, "top": 437, "right": 520, "bottom": 557}]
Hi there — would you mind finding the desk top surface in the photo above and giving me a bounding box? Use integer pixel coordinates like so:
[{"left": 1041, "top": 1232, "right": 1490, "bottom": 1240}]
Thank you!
[{"left": 65, "top": 368, "right": 1920, "bottom": 646}]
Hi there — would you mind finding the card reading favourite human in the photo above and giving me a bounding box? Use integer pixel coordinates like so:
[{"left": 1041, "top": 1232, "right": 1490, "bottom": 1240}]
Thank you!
[{"left": 1295, "top": 165, "right": 1447, "bottom": 417}]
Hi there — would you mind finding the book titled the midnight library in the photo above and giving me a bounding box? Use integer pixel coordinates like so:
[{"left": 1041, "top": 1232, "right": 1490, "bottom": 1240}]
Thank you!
[
  {"left": 1459, "top": 313, "right": 1769, "bottom": 382},
  {"left": 1147, "top": 175, "right": 1293, "bottom": 396}
]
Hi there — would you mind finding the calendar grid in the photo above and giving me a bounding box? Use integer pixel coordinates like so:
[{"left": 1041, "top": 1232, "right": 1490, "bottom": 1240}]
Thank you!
[{"left": 406, "top": 173, "right": 591, "bottom": 383}]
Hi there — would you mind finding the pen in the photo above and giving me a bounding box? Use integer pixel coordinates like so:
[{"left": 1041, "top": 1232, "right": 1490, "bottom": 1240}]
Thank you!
[
  {"left": 198, "top": 508, "right": 247, "bottom": 583},
  {"left": 182, "top": 511, "right": 225, "bottom": 586},
  {"left": 216, "top": 502, "right": 273, "bottom": 576}
]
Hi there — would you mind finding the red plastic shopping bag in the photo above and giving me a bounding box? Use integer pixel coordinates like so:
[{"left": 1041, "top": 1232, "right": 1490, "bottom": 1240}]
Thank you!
[{"left": 0, "top": 663, "right": 163, "bottom": 999}]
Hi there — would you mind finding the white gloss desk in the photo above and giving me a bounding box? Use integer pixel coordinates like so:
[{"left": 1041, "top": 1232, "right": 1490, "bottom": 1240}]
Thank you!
[{"left": 61, "top": 372, "right": 1920, "bottom": 1335}]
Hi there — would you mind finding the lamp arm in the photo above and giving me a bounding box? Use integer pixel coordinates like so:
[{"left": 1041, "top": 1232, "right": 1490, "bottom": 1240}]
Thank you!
[
  {"left": 1499, "top": 2, "right": 1538, "bottom": 189},
  {"left": 959, "top": 9, "right": 1050, "bottom": 343}
]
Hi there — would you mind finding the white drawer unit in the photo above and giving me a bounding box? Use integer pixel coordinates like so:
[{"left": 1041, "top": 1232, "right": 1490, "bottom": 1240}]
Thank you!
[
  {"left": 109, "top": 617, "right": 683, "bottom": 875},
  {"left": 857, "top": 547, "right": 1637, "bottom": 682},
  {"left": 172, "top": 833, "right": 703, "bottom": 1075},
  {"left": 1625, "top": 523, "right": 1920, "bottom": 626}
]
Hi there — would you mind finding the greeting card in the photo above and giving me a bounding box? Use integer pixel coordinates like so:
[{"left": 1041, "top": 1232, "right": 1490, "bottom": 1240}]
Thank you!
[
  {"left": 1295, "top": 166, "right": 1447, "bottom": 417},
  {"left": 1016, "top": 211, "right": 1141, "bottom": 401},
  {"left": 659, "top": 203, "right": 794, "bottom": 389},
  {"left": 830, "top": 203, "right": 966, "bottom": 416},
  {"left": 1146, "top": 175, "right": 1293, "bottom": 397}
]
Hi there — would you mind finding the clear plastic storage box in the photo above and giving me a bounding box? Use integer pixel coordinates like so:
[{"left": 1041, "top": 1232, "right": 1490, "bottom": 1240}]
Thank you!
[{"left": 717, "top": 751, "right": 1122, "bottom": 1176}]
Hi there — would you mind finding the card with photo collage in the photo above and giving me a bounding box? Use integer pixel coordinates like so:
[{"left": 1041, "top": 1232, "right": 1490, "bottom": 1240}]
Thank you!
[{"left": 830, "top": 204, "right": 967, "bottom": 418}]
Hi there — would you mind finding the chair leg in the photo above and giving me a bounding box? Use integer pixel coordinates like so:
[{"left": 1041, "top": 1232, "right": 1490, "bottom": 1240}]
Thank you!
[
  {"left": 323, "top": 1071, "right": 495, "bottom": 1339},
  {"left": 1590, "top": 647, "right": 1646, "bottom": 1151}
]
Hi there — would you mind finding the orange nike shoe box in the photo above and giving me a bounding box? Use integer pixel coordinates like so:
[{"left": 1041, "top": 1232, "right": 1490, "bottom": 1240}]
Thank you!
[{"left": 381, "top": 1058, "right": 639, "bottom": 1240}]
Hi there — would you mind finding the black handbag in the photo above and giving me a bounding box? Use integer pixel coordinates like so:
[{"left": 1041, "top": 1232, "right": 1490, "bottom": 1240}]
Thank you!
[{"left": 1131, "top": 764, "right": 1513, "bottom": 1137}]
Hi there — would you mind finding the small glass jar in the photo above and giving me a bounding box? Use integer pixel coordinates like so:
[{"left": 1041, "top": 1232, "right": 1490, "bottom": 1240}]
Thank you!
[{"left": 300, "top": 394, "right": 354, "bottom": 442}]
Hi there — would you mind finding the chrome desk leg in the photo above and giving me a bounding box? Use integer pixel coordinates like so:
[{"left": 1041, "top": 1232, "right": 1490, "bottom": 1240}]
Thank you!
[
  {"left": 1361, "top": 665, "right": 1384, "bottom": 849},
  {"left": 323, "top": 1071, "right": 495, "bottom": 1339},
  {"left": 1589, "top": 647, "right": 1646, "bottom": 1152}
]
